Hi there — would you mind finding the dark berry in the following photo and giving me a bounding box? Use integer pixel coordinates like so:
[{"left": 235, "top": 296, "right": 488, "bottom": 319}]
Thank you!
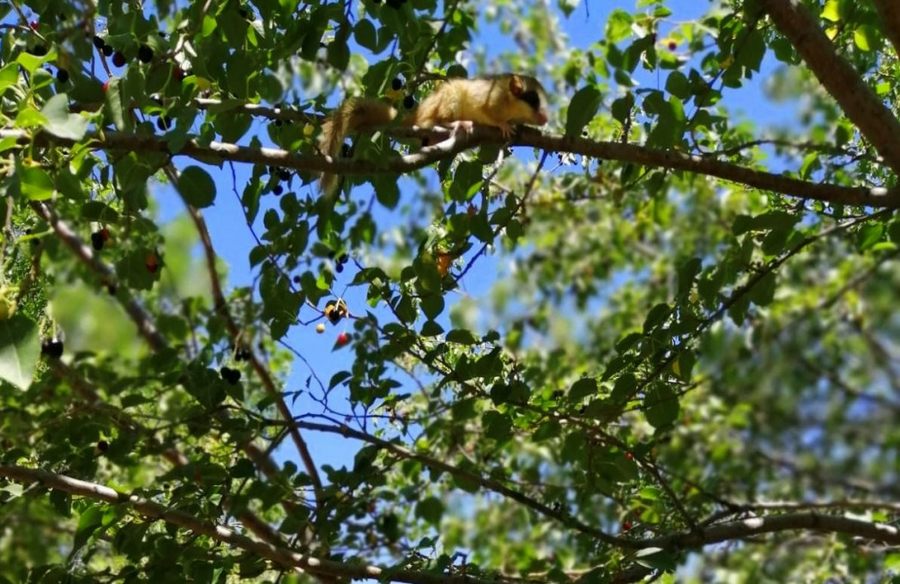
[
  {"left": 92, "top": 35, "right": 106, "bottom": 50},
  {"left": 158, "top": 31, "right": 167, "bottom": 38},
  {"left": 336, "top": 263, "right": 344, "bottom": 273},
  {"left": 220, "top": 366, "right": 241, "bottom": 385},
  {"left": 292, "top": 275, "right": 301, "bottom": 284},
  {"left": 239, "top": 8, "right": 250, "bottom": 19},
  {"left": 145, "top": 253, "right": 159, "bottom": 273},
  {"left": 96, "top": 440, "right": 109, "bottom": 452},
  {"left": 338, "top": 253, "right": 349, "bottom": 264},
  {"left": 106, "top": 283, "right": 117, "bottom": 295},
  {"left": 56, "top": 68, "right": 69, "bottom": 83},
  {"left": 278, "top": 170, "right": 290, "bottom": 181},
  {"left": 273, "top": 184, "right": 283, "bottom": 196},
  {"left": 340, "top": 143, "right": 352, "bottom": 157},
  {"left": 137, "top": 44, "right": 153, "bottom": 63},
  {"left": 101, "top": 44, "right": 113, "bottom": 57},
  {"left": 111, "top": 51, "right": 126, "bottom": 67},
  {"left": 386, "top": 0, "right": 404, "bottom": 7},
  {"left": 41, "top": 339, "right": 64, "bottom": 359},
  {"left": 173, "top": 67, "right": 187, "bottom": 82},
  {"left": 156, "top": 116, "right": 172, "bottom": 131},
  {"left": 403, "top": 95, "right": 415, "bottom": 110},
  {"left": 29, "top": 45, "right": 48, "bottom": 57},
  {"left": 391, "top": 77, "right": 403, "bottom": 91},
  {"left": 91, "top": 231, "right": 104, "bottom": 250},
  {"left": 274, "top": 119, "right": 283, "bottom": 127}
]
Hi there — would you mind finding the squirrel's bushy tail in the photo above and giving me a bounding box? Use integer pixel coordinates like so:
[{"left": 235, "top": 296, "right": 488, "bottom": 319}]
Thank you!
[{"left": 318, "top": 98, "right": 398, "bottom": 195}]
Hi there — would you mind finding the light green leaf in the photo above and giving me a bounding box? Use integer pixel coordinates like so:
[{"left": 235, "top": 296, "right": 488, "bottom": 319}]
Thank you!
[
  {"left": 853, "top": 25, "right": 878, "bottom": 52},
  {"left": 0, "top": 315, "right": 40, "bottom": 390},
  {"left": 41, "top": 93, "right": 88, "bottom": 140},
  {"left": 19, "top": 164, "right": 55, "bottom": 200},
  {"left": 0, "top": 63, "right": 19, "bottom": 94}
]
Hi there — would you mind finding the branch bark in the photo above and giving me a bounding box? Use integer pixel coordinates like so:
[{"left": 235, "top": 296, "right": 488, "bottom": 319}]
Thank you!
[
  {"left": 6, "top": 127, "right": 898, "bottom": 209},
  {"left": 30, "top": 200, "right": 316, "bottom": 545},
  {"left": 871, "top": 0, "right": 900, "bottom": 56},
  {"left": 166, "top": 165, "right": 325, "bottom": 519},
  {"left": 642, "top": 511, "right": 900, "bottom": 547},
  {"left": 0, "top": 465, "right": 523, "bottom": 584},
  {"left": 759, "top": 0, "right": 900, "bottom": 173}
]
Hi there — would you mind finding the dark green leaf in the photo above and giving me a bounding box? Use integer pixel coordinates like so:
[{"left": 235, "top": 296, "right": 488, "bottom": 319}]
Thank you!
[
  {"left": 178, "top": 166, "right": 216, "bottom": 208},
  {"left": 565, "top": 86, "right": 602, "bottom": 137}
]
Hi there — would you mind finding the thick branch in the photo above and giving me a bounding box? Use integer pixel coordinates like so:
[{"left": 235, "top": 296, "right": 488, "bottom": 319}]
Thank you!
[
  {"left": 759, "top": 0, "right": 900, "bottom": 173},
  {"left": 0, "top": 465, "right": 521, "bottom": 584},
  {"left": 7, "top": 127, "right": 899, "bottom": 209},
  {"left": 643, "top": 512, "right": 900, "bottom": 548},
  {"left": 872, "top": 0, "right": 900, "bottom": 56}
]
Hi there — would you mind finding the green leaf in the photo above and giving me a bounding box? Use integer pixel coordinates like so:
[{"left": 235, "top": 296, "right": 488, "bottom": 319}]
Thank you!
[
  {"left": 18, "top": 164, "right": 55, "bottom": 201},
  {"left": 448, "top": 161, "right": 484, "bottom": 201},
  {"left": 446, "top": 329, "right": 478, "bottom": 345},
  {"left": 354, "top": 19, "right": 378, "bottom": 51},
  {"left": 0, "top": 315, "right": 40, "bottom": 390},
  {"left": 856, "top": 223, "right": 884, "bottom": 251},
  {"left": 665, "top": 71, "right": 690, "bottom": 99},
  {"left": 644, "top": 384, "right": 679, "bottom": 429},
  {"left": 568, "top": 377, "right": 597, "bottom": 402},
  {"left": 415, "top": 496, "right": 445, "bottom": 525},
  {"left": 41, "top": 93, "right": 88, "bottom": 140},
  {"left": 73, "top": 505, "right": 104, "bottom": 555},
  {"left": 104, "top": 77, "right": 127, "bottom": 131},
  {"left": 605, "top": 9, "right": 633, "bottom": 43},
  {"left": 748, "top": 272, "right": 777, "bottom": 306},
  {"left": 565, "top": 86, "right": 602, "bottom": 137},
  {"left": 0, "top": 63, "right": 19, "bottom": 95},
  {"left": 853, "top": 25, "right": 878, "bottom": 51},
  {"left": 482, "top": 410, "right": 513, "bottom": 444},
  {"left": 178, "top": 166, "right": 216, "bottom": 208}
]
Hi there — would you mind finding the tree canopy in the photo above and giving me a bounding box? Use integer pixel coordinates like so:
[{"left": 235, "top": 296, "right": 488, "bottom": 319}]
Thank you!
[{"left": 0, "top": 0, "right": 899, "bottom": 582}]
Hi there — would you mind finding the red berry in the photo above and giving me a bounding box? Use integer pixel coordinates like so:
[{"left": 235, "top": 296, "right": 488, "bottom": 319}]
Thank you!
[
  {"left": 335, "top": 332, "right": 350, "bottom": 348},
  {"left": 625, "top": 451, "right": 634, "bottom": 460},
  {"left": 29, "top": 21, "right": 38, "bottom": 31},
  {"left": 100, "top": 227, "right": 110, "bottom": 241},
  {"left": 623, "top": 520, "right": 632, "bottom": 531},
  {"left": 145, "top": 252, "right": 159, "bottom": 273},
  {"left": 102, "top": 80, "right": 110, "bottom": 92},
  {"left": 667, "top": 40, "right": 677, "bottom": 51}
]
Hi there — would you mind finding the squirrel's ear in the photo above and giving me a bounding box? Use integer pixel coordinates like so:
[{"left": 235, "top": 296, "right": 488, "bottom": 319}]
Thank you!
[{"left": 508, "top": 74, "right": 525, "bottom": 96}]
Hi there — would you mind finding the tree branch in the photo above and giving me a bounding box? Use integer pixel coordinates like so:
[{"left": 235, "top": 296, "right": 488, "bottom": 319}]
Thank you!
[
  {"left": 759, "top": 0, "right": 900, "bottom": 173},
  {"left": 642, "top": 511, "right": 900, "bottom": 548},
  {"left": 294, "top": 419, "right": 636, "bottom": 548},
  {"left": 30, "top": 200, "right": 315, "bottom": 540},
  {"left": 166, "top": 165, "right": 325, "bottom": 519},
  {"left": 7, "top": 127, "right": 899, "bottom": 209},
  {"left": 871, "top": 0, "right": 900, "bottom": 56},
  {"left": 0, "top": 465, "right": 526, "bottom": 584}
]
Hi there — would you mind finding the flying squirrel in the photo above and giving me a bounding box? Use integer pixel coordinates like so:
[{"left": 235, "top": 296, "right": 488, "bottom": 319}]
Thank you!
[{"left": 317, "top": 73, "right": 550, "bottom": 194}]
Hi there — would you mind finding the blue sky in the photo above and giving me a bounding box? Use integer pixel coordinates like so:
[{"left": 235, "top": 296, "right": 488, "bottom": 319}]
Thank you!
[
  {"left": 8, "top": 0, "right": 803, "bottom": 474},
  {"left": 154, "top": 0, "right": 801, "bottom": 473}
]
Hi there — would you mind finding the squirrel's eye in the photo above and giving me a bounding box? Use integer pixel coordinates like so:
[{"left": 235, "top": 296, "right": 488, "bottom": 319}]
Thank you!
[{"left": 519, "top": 90, "right": 541, "bottom": 110}]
